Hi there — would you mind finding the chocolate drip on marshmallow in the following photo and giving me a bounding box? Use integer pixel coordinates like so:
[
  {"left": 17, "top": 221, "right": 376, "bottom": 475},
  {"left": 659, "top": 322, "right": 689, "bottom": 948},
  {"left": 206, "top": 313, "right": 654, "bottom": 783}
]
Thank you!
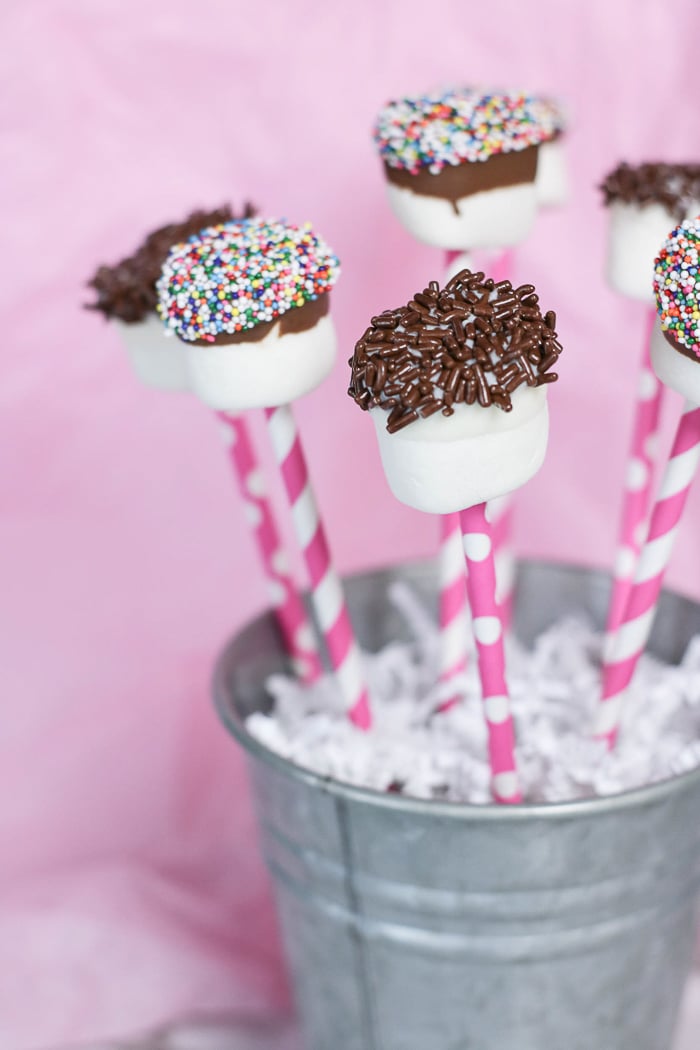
[
  {"left": 349, "top": 270, "right": 562, "bottom": 433},
  {"left": 384, "top": 147, "right": 538, "bottom": 214},
  {"left": 189, "top": 294, "right": 330, "bottom": 347}
]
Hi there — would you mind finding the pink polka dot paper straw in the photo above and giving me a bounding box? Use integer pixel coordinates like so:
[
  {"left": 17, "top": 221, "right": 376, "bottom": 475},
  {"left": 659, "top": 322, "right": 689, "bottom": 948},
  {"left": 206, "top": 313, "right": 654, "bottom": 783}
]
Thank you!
[
  {"left": 217, "top": 412, "right": 323, "bottom": 684},
  {"left": 444, "top": 250, "right": 464, "bottom": 271},
  {"left": 490, "top": 247, "right": 515, "bottom": 285},
  {"left": 490, "top": 494, "right": 516, "bottom": 627},
  {"left": 460, "top": 502, "right": 521, "bottom": 803},
  {"left": 596, "top": 402, "right": 700, "bottom": 747},
  {"left": 437, "top": 512, "right": 470, "bottom": 704},
  {"left": 437, "top": 497, "right": 514, "bottom": 711},
  {"left": 443, "top": 250, "right": 472, "bottom": 284},
  {"left": 604, "top": 309, "right": 664, "bottom": 638},
  {"left": 265, "top": 404, "right": 372, "bottom": 730},
  {"left": 443, "top": 248, "right": 514, "bottom": 285}
]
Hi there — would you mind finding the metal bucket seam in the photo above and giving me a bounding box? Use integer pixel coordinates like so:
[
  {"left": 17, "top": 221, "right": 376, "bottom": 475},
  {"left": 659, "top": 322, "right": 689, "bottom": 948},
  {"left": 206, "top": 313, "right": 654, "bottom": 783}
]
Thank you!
[{"left": 335, "top": 794, "right": 381, "bottom": 1050}]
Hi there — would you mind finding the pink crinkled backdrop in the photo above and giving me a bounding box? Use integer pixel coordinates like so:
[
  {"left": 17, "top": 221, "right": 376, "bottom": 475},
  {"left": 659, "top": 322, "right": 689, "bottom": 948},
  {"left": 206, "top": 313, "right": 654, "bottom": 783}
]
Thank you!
[{"left": 2, "top": 1, "right": 700, "bottom": 1046}]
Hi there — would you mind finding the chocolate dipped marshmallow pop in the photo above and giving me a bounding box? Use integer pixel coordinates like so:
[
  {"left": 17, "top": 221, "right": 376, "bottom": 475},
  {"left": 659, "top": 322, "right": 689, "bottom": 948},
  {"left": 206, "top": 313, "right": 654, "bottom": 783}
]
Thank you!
[
  {"left": 597, "top": 218, "right": 700, "bottom": 746},
  {"left": 88, "top": 204, "right": 323, "bottom": 684},
  {"left": 88, "top": 204, "right": 252, "bottom": 390},
  {"left": 602, "top": 163, "right": 700, "bottom": 302},
  {"left": 601, "top": 164, "right": 700, "bottom": 638},
  {"left": 158, "top": 218, "right": 372, "bottom": 729},
  {"left": 349, "top": 272, "right": 560, "bottom": 513},
  {"left": 157, "top": 218, "right": 338, "bottom": 411},
  {"left": 374, "top": 89, "right": 550, "bottom": 252},
  {"left": 349, "top": 268, "right": 563, "bottom": 801}
]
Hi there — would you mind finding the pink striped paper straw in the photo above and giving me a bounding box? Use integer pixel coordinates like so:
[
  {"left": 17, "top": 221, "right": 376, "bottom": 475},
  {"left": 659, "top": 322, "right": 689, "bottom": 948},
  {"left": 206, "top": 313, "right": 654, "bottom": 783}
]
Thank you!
[
  {"left": 596, "top": 402, "right": 700, "bottom": 747},
  {"left": 460, "top": 502, "right": 521, "bottom": 803},
  {"left": 605, "top": 308, "right": 664, "bottom": 637},
  {"left": 217, "top": 412, "right": 323, "bottom": 684},
  {"left": 264, "top": 404, "right": 372, "bottom": 730},
  {"left": 437, "top": 512, "right": 470, "bottom": 703}
]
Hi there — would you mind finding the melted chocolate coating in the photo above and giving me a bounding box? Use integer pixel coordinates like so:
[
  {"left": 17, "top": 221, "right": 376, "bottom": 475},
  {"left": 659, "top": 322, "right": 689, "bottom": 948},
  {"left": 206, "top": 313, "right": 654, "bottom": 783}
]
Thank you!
[
  {"left": 663, "top": 327, "right": 700, "bottom": 363},
  {"left": 384, "top": 146, "right": 538, "bottom": 215},
  {"left": 189, "top": 293, "right": 330, "bottom": 346}
]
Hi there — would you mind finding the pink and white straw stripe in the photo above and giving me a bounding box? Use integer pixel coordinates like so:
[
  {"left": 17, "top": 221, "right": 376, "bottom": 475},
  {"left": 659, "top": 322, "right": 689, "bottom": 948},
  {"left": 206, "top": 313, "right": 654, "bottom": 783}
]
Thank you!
[
  {"left": 460, "top": 502, "right": 521, "bottom": 803},
  {"left": 217, "top": 412, "right": 323, "bottom": 683},
  {"left": 605, "top": 309, "right": 664, "bottom": 637},
  {"left": 438, "top": 512, "right": 470, "bottom": 691},
  {"left": 265, "top": 404, "right": 372, "bottom": 730},
  {"left": 597, "top": 402, "right": 700, "bottom": 747}
]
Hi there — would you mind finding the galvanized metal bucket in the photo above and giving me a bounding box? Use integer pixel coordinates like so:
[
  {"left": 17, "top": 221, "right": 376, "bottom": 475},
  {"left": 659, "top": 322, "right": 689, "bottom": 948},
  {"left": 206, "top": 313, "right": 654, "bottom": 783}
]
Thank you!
[{"left": 214, "top": 561, "right": 700, "bottom": 1050}]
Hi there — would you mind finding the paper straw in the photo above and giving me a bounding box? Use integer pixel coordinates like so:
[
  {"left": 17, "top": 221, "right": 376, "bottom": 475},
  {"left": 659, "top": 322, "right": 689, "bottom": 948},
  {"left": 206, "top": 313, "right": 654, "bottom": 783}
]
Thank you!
[
  {"left": 490, "top": 494, "right": 516, "bottom": 628},
  {"left": 604, "top": 308, "right": 664, "bottom": 637},
  {"left": 436, "top": 501, "right": 514, "bottom": 712},
  {"left": 437, "top": 512, "right": 470, "bottom": 706},
  {"left": 490, "top": 247, "right": 515, "bottom": 285},
  {"left": 444, "top": 249, "right": 467, "bottom": 270},
  {"left": 217, "top": 412, "right": 323, "bottom": 683},
  {"left": 444, "top": 248, "right": 514, "bottom": 283},
  {"left": 596, "top": 402, "right": 700, "bottom": 747},
  {"left": 265, "top": 404, "right": 372, "bottom": 730},
  {"left": 443, "top": 250, "right": 473, "bottom": 284},
  {"left": 460, "top": 502, "right": 521, "bottom": 803}
]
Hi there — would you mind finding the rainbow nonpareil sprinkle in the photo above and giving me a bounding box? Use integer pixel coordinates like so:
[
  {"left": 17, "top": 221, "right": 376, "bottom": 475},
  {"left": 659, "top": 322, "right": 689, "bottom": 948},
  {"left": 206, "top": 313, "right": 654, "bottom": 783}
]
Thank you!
[
  {"left": 373, "top": 89, "right": 557, "bottom": 176},
  {"left": 654, "top": 217, "right": 700, "bottom": 356},
  {"left": 156, "top": 219, "right": 340, "bottom": 343},
  {"left": 528, "top": 94, "right": 566, "bottom": 138}
]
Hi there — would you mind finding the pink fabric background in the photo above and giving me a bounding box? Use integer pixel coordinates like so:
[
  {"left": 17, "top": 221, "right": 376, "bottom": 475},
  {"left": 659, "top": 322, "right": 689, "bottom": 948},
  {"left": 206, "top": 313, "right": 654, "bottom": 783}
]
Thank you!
[{"left": 3, "top": 1, "right": 700, "bottom": 1045}]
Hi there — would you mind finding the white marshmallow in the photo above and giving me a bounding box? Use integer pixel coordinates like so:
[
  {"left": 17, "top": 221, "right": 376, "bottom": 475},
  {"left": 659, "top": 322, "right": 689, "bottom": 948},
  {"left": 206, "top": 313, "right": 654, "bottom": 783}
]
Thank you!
[
  {"left": 185, "top": 314, "right": 337, "bottom": 411},
  {"left": 114, "top": 314, "right": 190, "bottom": 391},
  {"left": 385, "top": 182, "right": 538, "bottom": 251},
  {"left": 606, "top": 201, "right": 699, "bottom": 302},
  {"left": 650, "top": 317, "right": 700, "bottom": 404},
  {"left": 371, "top": 385, "right": 549, "bottom": 514},
  {"left": 535, "top": 139, "right": 569, "bottom": 208}
]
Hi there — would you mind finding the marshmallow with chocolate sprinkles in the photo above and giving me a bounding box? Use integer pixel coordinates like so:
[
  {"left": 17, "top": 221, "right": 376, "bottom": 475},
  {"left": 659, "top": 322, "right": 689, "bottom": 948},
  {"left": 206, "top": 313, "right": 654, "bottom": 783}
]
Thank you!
[
  {"left": 156, "top": 218, "right": 340, "bottom": 411},
  {"left": 373, "top": 89, "right": 547, "bottom": 250},
  {"left": 86, "top": 203, "right": 254, "bottom": 390},
  {"left": 602, "top": 162, "right": 700, "bottom": 302},
  {"left": 348, "top": 269, "right": 562, "bottom": 513},
  {"left": 650, "top": 217, "right": 700, "bottom": 402}
]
